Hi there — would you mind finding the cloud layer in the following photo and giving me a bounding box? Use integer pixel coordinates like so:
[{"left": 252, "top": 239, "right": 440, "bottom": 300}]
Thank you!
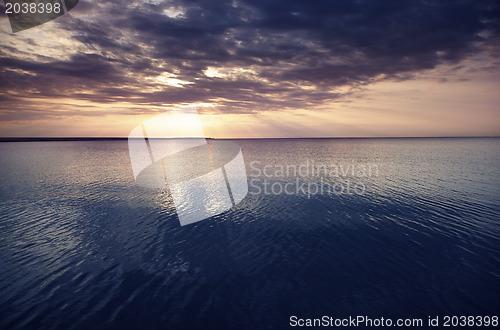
[{"left": 0, "top": 0, "right": 499, "bottom": 122}]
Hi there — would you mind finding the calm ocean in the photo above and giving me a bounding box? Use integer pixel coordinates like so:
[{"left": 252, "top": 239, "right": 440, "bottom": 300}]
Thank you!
[{"left": 0, "top": 138, "right": 499, "bottom": 329}]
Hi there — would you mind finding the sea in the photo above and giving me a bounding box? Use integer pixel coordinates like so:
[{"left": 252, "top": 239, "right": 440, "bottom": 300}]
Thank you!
[{"left": 0, "top": 138, "right": 499, "bottom": 329}]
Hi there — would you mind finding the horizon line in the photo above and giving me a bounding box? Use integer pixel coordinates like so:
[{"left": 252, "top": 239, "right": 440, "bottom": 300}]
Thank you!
[{"left": 1, "top": 136, "right": 499, "bottom": 142}]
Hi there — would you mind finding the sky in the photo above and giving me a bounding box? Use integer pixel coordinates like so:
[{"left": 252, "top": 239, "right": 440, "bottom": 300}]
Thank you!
[{"left": 0, "top": 0, "right": 499, "bottom": 138}]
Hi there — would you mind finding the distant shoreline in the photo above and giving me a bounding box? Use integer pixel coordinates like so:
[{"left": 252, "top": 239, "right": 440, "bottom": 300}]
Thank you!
[{"left": 0, "top": 136, "right": 498, "bottom": 142}]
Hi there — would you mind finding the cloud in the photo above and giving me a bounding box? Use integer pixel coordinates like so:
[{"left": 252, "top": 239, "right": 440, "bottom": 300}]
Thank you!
[{"left": 0, "top": 0, "right": 499, "bottom": 119}]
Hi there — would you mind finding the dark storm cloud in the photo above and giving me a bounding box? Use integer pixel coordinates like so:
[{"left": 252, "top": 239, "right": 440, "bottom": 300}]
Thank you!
[
  {"left": 0, "top": 0, "right": 499, "bottom": 116},
  {"left": 0, "top": 53, "right": 120, "bottom": 81},
  {"left": 126, "top": 0, "right": 499, "bottom": 76}
]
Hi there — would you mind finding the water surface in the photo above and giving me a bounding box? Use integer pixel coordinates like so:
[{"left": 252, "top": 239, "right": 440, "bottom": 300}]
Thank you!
[{"left": 0, "top": 138, "right": 499, "bottom": 329}]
